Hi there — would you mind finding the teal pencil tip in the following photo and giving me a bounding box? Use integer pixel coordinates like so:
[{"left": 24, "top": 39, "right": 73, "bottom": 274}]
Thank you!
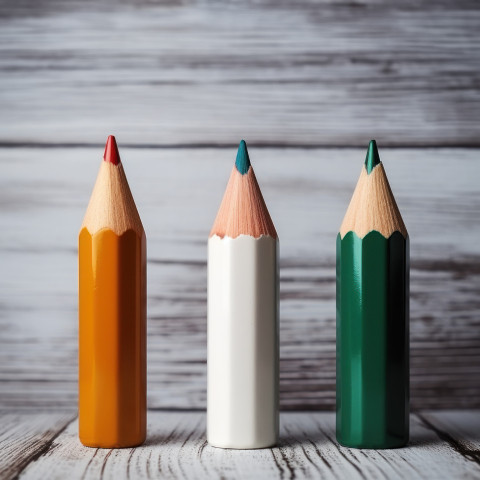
[
  {"left": 235, "top": 140, "right": 251, "bottom": 175},
  {"left": 365, "top": 140, "right": 381, "bottom": 174}
]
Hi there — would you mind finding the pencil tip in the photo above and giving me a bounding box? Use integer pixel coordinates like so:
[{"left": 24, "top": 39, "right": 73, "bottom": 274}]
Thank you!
[
  {"left": 103, "top": 135, "right": 121, "bottom": 165},
  {"left": 365, "top": 139, "right": 380, "bottom": 174},
  {"left": 235, "top": 140, "right": 251, "bottom": 175}
]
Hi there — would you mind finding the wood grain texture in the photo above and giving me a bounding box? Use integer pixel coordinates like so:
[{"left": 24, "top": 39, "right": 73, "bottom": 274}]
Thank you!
[
  {"left": 419, "top": 411, "right": 480, "bottom": 462},
  {"left": 0, "top": 413, "right": 74, "bottom": 480},
  {"left": 0, "top": 146, "right": 479, "bottom": 412},
  {"left": 1, "top": 411, "right": 477, "bottom": 480},
  {"left": 0, "top": 1, "right": 479, "bottom": 146}
]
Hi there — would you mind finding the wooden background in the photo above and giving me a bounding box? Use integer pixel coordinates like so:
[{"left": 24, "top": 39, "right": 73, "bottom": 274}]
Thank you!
[{"left": 0, "top": 0, "right": 479, "bottom": 414}]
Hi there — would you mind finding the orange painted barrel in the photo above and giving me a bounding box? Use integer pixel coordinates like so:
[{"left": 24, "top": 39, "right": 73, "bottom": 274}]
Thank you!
[{"left": 79, "top": 228, "right": 146, "bottom": 448}]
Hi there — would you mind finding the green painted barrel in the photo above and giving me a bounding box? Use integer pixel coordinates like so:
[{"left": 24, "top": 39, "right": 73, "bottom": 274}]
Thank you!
[{"left": 336, "top": 230, "right": 409, "bottom": 449}]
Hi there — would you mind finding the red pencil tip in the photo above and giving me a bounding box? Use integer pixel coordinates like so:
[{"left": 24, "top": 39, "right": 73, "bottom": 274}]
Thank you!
[{"left": 103, "top": 135, "right": 121, "bottom": 165}]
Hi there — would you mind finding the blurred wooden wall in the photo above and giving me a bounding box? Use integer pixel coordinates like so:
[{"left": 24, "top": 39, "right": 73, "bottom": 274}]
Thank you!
[{"left": 0, "top": 0, "right": 479, "bottom": 412}]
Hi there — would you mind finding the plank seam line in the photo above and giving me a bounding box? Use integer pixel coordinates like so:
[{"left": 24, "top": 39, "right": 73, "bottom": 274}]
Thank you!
[
  {"left": 1, "top": 142, "right": 480, "bottom": 150},
  {"left": 11, "top": 414, "right": 77, "bottom": 480},
  {"left": 417, "top": 413, "right": 480, "bottom": 467}
]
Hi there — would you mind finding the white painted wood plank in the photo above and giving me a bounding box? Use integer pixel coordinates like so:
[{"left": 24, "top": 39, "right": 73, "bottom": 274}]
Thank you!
[
  {"left": 0, "top": 147, "right": 479, "bottom": 411},
  {"left": 0, "top": 1, "right": 479, "bottom": 146},
  {"left": 425, "top": 411, "right": 480, "bottom": 446},
  {"left": 419, "top": 410, "right": 480, "bottom": 464},
  {"left": 16, "top": 412, "right": 480, "bottom": 480},
  {"left": 0, "top": 412, "right": 75, "bottom": 480}
]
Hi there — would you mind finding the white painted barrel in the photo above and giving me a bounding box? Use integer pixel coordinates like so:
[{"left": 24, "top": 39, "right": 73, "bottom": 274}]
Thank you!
[{"left": 207, "top": 234, "right": 279, "bottom": 449}]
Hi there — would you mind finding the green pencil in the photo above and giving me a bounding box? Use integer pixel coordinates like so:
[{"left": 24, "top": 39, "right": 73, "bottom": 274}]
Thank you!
[{"left": 336, "top": 140, "right": 409, "bottom": 449}]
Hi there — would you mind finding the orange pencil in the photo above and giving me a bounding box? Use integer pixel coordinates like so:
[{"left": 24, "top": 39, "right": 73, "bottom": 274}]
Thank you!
[{"left": 79, "top": 136, "right": 146, "bottom": 448}]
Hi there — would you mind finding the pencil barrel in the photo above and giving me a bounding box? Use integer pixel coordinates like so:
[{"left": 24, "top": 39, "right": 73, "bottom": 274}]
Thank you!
[
  {"left": 79, "top": 228, "right": 146, "bottom": 448},
  {"left": 207, "top": 235, "right": 279, "bottom": 449},
  {"left": 336, "top": 231, "right": 409, "bottom": 448}
]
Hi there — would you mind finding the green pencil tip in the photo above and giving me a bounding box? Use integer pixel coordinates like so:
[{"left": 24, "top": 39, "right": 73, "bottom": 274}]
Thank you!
[
  {"left": 365, "top": 139, "right": 381, "bottom": 174},
  {"left": 235, "top": 140, "right": 251, "bottom": 175}
]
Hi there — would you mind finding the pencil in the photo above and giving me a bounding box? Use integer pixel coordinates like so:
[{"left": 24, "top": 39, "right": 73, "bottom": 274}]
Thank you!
[
  {"left": 336, "top": 140, "right": 409, "bottom": 449},
  {"left": 207, "top": 140, "right": 279, "bottom": 449},
  {"left": 79, "top": 136, "right": 146, "bottom": 448}
]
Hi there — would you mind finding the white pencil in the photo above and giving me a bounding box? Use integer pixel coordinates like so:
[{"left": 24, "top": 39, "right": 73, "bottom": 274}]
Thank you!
[{"left": 207, "top": 140, "right": 279, "bottom": 449}]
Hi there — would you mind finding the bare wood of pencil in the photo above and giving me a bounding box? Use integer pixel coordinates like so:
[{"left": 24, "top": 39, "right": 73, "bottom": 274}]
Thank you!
[
  {"left": 209, "top": 141, "right": 277, "bottom": 239},
  {"left": 339, "top": 142, "right": 407, "bottom": 239},
  {"left": 81, "top": 137, "right": 143, "bottom": 236}
]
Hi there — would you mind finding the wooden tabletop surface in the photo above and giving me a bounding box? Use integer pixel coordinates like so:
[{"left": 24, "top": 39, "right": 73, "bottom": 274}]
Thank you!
[
  {"left": 1, "top": 0, "right": 479, "bottom": 478},
  {"left": 1, "top": 410, "right": 479, "bottom": 479}
]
